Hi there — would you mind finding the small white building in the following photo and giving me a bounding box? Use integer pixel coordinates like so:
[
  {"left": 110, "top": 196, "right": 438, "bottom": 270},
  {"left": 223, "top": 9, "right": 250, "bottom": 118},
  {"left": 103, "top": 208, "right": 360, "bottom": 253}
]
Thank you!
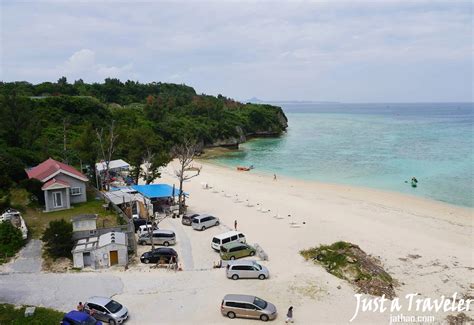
[{"left": 72, "top": 231, "right": 128, "bottom": 269}]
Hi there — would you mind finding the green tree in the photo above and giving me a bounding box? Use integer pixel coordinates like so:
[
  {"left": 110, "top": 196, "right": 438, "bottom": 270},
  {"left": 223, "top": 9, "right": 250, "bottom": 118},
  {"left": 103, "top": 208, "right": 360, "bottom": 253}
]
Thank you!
[
  {"left": 41, "top": 219, "right": 73, "bottom": 259},
  {"left": 122, "top": 127, "right": 169, "bottom": 184}
]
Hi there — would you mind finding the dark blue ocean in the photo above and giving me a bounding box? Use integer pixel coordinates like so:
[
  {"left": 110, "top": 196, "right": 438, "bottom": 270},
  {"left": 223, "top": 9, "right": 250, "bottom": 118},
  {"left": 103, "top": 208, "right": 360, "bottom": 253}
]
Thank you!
[{"left": 213, "top": 103, "right": 474, "bottom": 207}]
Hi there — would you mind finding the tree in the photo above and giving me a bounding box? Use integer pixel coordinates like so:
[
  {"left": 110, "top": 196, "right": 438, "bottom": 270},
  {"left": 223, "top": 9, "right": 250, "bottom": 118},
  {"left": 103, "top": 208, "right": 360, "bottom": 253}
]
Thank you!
[
  {"left": 171, "top": 138, "right": 201, "bottom": 214},
  {"left": 96, "top": 121, "right": 119, "bottom": 190},
  {"left": 0, "top": 221, "right": 24, "bottom": 259},
  {"left": 41, "top": 219, "right": 73, "bottom": 259},
  {"left": 122, "top": 127, "right": 169, "bottom": 184}
]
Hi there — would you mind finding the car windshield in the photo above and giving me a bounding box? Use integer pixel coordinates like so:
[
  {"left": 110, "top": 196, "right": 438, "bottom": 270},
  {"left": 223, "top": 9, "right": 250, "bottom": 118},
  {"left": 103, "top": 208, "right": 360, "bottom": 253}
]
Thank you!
[
  {"left": 253, "top": 297, "right": 267, "bottom": 310},
  {"left": 253, "top": 262, "right": 262, "bottom": 270},
  {"left": 212, "top": 238, "right": 220, "bottom": 244},
  {"left": 105, "top": 300, "right": 123, "bottom": 314},
  {"left": 192, "top": 219, "right": 199, "bottom": 223}
]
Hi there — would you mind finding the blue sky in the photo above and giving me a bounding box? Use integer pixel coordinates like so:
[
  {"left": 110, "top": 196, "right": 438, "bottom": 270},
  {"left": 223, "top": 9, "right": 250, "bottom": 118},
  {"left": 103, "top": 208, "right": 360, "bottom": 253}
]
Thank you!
[{"left": 1, "top": 0, "right": 472, "bottom": 102}]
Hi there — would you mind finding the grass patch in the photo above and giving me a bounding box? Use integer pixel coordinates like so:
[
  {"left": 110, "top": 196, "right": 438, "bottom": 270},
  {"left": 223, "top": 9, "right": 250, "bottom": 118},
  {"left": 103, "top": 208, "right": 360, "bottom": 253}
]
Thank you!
[
  {"left": 23, "top": 196, "right": 118, "bottom": 239},
  {"left": 0, "top": 303, "right": 64, "bottom": 324},
  {"left": 300, "top": 241, "right": 397, "bottom": 299}
]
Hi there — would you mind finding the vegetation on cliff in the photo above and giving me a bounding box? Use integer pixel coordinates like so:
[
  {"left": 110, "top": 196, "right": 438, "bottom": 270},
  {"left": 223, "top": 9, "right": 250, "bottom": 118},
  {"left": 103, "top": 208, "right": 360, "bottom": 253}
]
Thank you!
[{"left": 0, "top": 78, "right": 287, "bottom": 194}]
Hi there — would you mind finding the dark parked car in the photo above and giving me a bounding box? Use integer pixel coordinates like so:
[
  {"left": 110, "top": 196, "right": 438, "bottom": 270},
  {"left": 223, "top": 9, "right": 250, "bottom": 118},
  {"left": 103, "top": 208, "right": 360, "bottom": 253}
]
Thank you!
[
  {"left": 61, "top": 311, "right": 102, "bottom": 325},
  {"left": 140, "top": 247, "right": 178, "bottom": 264},
  {"left": 182, "top": 214, "right": 199, "bottom": 226}
]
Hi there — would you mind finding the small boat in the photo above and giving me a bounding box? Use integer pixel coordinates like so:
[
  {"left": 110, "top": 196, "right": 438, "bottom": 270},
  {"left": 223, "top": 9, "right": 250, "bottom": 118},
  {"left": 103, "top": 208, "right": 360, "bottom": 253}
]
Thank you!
[
  {"left": 236, "top": 165, "right": 254, "bottom": 171},
  {"left": 1, "top": 208, "right": 28, "bottom": 239}
]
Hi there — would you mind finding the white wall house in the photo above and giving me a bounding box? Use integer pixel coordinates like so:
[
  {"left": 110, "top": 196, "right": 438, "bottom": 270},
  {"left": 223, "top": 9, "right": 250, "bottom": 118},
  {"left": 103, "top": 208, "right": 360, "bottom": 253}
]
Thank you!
[{"left": 72, "top": 231, "right": 128, "bottom": 269}]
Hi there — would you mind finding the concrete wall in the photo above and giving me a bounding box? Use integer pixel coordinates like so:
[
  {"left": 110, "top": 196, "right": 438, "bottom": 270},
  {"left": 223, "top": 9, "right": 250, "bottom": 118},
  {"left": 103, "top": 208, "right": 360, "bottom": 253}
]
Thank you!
[
  {"left": 72, "top": 219, "right": 96, "bottom": 232},
  {"left": 94, "top": 244, "right": 128, "bottom": 268},
  {"left": 44, "top": 188, "right": 69, "bottom": 212},
  {"left": 55, "top": 173, "right": 87, "bottom": 204}
]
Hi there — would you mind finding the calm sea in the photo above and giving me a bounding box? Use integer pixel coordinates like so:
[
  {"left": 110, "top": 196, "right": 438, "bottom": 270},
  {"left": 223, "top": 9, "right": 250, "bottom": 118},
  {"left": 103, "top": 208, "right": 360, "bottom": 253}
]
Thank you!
[{"left": 212, "top": 103, "right": 474, "bottom": 207}]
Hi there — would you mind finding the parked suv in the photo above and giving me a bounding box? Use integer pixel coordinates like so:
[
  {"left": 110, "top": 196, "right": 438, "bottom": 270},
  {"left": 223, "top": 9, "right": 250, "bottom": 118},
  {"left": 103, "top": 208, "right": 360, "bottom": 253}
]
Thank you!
[
  {"left": 220, "top": 242, "right": 256, "bottom": 260},
  {"left": 191, "top": 214, "right": 219, "bottom": 231},
  {"left": 133, "top": 219, "right": 155, "bottom": 233},
  {"left": 84, "top": 296, "right": 128, "bottom": 325},
  {"left": 137, "top": 224, "right": 158, "bottom": 236},
  {"left": 221, "top": 294, "right": 277, "bottom": 321},
  {"left": 138, "top": 229, "right": 176, "bottom": 246},
  {"left": 61, "top": 311, "right": 102, "bottom": 325},
  {"left": 226, "top": 260, "right": 269, "bottom": 280},
  {"left": 182, "top": 213, "right": 199, "bottom": 226},
  {"left": 140, "top": 247, "right": 178, "bottom": 264}
]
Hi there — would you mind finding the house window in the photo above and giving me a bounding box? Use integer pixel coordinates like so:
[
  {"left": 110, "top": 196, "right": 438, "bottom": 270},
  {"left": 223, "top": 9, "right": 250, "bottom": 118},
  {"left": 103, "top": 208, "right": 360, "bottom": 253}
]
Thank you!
[
  {"left": 53, "top": 191, "right": 63, "bottom": 208},
  {"left": 71, "top": 187, "right": 82, "bottom": 196}
]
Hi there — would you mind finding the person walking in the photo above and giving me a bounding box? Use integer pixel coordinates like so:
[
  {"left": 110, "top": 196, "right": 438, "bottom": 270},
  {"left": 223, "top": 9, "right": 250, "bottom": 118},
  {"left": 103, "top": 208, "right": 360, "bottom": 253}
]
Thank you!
[
  {"left": 77, "top": 302, "right": 84, "bottom": 311},
  {"left": 285, "top": 306, "right": 294, "bottom": 323},
  {"left": 273, "top": 173, "right": 277, "bottom": 181},
  {"left": 234, "top": 219, "right": 238, "bottom": 230}
]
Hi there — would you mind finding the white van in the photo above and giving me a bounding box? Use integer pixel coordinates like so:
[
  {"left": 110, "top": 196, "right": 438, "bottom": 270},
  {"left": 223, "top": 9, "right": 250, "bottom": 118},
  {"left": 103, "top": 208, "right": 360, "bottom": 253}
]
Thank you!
[{"left": 211, "top": 231, "right": 246, "bottom": 251}]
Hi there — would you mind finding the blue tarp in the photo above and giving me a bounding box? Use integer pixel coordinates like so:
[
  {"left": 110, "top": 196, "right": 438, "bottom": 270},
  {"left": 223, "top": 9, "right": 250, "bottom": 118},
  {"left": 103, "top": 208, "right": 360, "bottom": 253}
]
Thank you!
[{"left": 131, "top": 184, "right": 186, "bottom": 199}]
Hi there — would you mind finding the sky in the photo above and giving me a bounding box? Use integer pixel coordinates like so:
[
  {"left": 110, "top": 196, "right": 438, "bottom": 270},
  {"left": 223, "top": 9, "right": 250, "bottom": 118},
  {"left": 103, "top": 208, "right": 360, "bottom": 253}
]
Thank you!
[{"left": 1, "top": 0, "right": 472, "bottom": 102}]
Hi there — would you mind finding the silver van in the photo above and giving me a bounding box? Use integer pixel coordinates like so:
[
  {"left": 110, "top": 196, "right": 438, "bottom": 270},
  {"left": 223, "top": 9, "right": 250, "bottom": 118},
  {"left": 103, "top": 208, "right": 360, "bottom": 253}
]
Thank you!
[
  {"left": 226, "top": 260, "right": 269, "bottom": 280},
  {"left": 138, "top": 229, "right": 176, "bottom": 246},
  {"left": 191, "top": 214, "right": 220, "bottom": 231},
  {"left": 221, "top": 294, "right": 277, "bottom": 321},
  {"left": 211, "top": 231, "right": 246, "bottom": 251}
]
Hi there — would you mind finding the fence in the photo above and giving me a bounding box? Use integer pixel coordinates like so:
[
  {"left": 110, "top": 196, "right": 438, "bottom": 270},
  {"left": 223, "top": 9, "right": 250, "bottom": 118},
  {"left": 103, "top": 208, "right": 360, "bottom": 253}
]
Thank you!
[{"left": 88, "top": 187, "right": 137, "bottom": 256}]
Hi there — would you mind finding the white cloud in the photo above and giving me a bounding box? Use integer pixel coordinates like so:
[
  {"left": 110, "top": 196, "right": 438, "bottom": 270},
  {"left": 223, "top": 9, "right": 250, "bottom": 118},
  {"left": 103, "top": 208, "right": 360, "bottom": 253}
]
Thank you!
[{"left": 1, "top": 1, "right": 471, "bottom": 102}]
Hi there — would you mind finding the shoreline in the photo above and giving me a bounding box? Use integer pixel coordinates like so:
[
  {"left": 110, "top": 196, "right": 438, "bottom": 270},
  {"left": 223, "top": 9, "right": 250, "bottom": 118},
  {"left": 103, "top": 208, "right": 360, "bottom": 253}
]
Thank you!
[{"left": 197, "top": 158, "right": 473, "bottom": 225}]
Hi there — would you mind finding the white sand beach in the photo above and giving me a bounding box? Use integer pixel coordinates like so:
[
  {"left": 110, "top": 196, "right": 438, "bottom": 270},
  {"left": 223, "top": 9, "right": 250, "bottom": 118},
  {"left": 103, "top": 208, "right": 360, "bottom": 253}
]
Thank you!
[
  {"left": 127, "top": 159, "right": 472, "bottom": 324},
  {"left": 2, "top": 159, "right": 471, "bottom": 324}
]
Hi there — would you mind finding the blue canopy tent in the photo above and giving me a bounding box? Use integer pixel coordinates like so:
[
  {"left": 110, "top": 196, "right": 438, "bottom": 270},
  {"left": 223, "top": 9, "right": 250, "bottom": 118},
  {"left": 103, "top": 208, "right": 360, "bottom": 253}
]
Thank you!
[{"left": 131, "top": 184, "right": 187, "bottom": 199}]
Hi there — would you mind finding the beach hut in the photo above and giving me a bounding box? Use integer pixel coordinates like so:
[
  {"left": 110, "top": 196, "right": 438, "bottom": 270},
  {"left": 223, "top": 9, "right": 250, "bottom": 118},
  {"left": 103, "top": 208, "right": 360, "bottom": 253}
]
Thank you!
[{"left": 72, "top": 231, "right": 128, "bottom": 269}]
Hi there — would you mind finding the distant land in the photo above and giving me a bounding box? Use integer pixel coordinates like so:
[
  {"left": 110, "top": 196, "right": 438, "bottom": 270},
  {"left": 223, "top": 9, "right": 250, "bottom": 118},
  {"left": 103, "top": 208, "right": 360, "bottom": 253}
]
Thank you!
[{"left": 246, "top": 97, "right": 340, "bottom": 104}]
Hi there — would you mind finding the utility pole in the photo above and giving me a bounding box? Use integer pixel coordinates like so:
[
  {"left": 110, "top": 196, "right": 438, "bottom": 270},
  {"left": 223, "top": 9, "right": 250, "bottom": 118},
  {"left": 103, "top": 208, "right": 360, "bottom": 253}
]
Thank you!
[{"left": 63, "top": 118, "right": 68, "bottom": 164}]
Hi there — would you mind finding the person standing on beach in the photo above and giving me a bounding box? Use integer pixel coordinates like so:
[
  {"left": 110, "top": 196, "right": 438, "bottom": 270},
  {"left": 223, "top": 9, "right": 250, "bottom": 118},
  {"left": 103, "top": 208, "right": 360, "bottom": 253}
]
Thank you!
[
  {"left": 234, "top": 220, "right": 238, "bottom": 230},
  {"left": 273, "top": 174, "right": 277, "bottom": 181},
  {"left": 285, "top": 306, "right": 294, "bottom": 323}
]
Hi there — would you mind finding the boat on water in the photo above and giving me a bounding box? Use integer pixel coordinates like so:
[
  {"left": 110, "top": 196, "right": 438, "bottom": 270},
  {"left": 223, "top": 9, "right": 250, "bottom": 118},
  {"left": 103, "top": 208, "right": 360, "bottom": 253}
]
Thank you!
[
  {"left": 236, "top": 165, "right": 254, "bottom": 171},
  {"left": 1, "top": 208, "right": 28, "bottom": 239}
]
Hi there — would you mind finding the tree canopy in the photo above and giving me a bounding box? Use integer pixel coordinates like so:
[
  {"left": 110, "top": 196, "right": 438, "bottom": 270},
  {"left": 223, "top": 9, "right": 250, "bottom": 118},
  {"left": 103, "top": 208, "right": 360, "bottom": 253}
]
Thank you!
[{"left": 0, "top": 78, "right": 287, "bottom": 191}]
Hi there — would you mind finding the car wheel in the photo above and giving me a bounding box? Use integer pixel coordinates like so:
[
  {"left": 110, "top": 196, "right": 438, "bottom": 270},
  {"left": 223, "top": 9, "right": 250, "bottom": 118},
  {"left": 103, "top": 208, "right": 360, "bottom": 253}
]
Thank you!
[
  {"left": 227, "top": 311, "right": 236, "bottom": 319},
  {"left": 249, "top": 251, "right": 255, "bottom": 256},
  {"left": 258, "top": 274, "right": 266, "bottom": 280},
  {"left": 260, "top": 314, "right": 269, "bottom": 322},
  {"left": 109, "top": 319, "right": 117, "bottom": 325},
  {"left": 164, "top": 241, "right": 169, "bottom": 246},
  {"left": 230, "top": 256, "right": 236, "bottom": 260},
  {"left": 144, "top": 259, "right": 150, "bottom": 264},
  {"left": 201, "top": 226, "right": 206, "bottom": 231},
  {"left": 232, "top": 274, "right": 239, "bottom": 280},
  {"left": 215, "top": 221, "right": 220, "bottom": 226}
]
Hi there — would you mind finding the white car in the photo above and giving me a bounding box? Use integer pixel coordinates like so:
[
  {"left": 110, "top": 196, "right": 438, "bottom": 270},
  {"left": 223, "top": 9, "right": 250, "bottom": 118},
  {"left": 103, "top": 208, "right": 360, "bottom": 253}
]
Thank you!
[{"left": 137, "top": 224, "right": 157, "bottom": 236}]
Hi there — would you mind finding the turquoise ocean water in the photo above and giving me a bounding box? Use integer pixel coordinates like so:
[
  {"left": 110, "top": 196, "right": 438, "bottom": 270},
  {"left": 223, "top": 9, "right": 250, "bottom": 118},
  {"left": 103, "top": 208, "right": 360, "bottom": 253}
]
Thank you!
[{"left": 212, "top": 103, "right": 473, "bottom": 207}]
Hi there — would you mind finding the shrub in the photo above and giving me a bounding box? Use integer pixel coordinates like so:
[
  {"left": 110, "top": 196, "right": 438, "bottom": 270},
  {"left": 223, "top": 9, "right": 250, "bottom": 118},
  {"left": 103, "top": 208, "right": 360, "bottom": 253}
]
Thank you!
[
  {"left": 0, "top": 221, "right": 24, "bottom": 263},
  {"left": 41, "top": 219, "right": 73, "bottom": 259}
]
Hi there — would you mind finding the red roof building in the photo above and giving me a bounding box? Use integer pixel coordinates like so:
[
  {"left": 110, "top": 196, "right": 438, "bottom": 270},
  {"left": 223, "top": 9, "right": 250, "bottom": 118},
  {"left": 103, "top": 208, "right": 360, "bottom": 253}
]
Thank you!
[{"left": 27, "top": 158, "right": 88, "bottom": 212}]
